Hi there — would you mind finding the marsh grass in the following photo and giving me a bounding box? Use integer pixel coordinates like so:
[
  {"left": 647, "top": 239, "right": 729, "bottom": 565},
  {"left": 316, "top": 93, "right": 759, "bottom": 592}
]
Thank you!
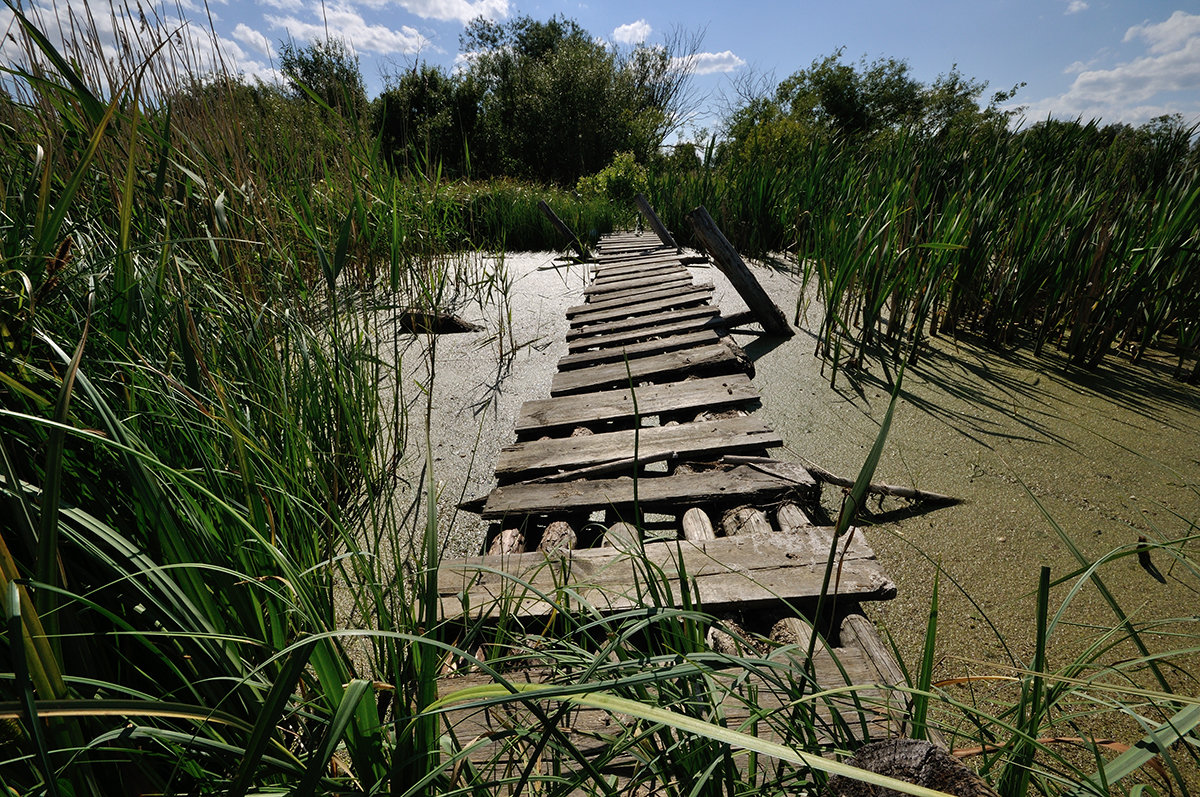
[
  {"left": 650, "top": 123, "right": 1200, "bottom": 383},
  {"left": 1, "top": 3, "right": 1198, "bottom": 794}
]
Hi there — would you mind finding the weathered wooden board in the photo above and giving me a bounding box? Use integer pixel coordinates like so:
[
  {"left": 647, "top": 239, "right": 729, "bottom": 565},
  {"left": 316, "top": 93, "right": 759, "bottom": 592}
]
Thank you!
[
  {"left": 591, "top": 257, "right": 690, "bottom": 275},
  {"left": 557, "top": 329, "right": 720, "bottom": 370},
  {"left": 567, "top": 309, "right": 721, "bottom": 352},
  {"left": 567, "top": 288, "right": 714, "bottom": 327},
  {"left": 550, "top": 342, "right": 742, "bottom": 396},
  {"left": 496, "top": 416, "right": 781, "bottom": 478},
  {"left": 515, "top": 373, "right": 758, "bottom": 433},
  {"left": 585, "top": 272, "right": 692, "bottom": 296},
  {"left": 567, "top": 283, "right": 711, "bottom": 318},
  {"left": 438, "top": 528, "right": 894, "bottom": 618},
  {"left": 596, "top": 242, "right": 674, "bottom": 254},
  {"left": 581, "top": 278, "right": 696, "bottom": 306},
  {"left": 476, "top": 461, "right": 817, "bottom": 518}
]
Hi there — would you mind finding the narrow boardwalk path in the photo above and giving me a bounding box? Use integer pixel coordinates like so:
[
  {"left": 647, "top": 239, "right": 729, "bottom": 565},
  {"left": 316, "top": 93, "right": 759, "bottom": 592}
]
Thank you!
[{"left": 437, "top": 231, "right": 917, "bottom": 781}]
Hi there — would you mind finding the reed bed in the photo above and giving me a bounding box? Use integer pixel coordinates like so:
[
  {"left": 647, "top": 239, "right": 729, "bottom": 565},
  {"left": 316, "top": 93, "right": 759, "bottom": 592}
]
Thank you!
[
  {"left": 650, "top": 123, "right": 1200, "bottom": 382},
  {"left": 1, "top": 3, "right": 1197, "bottom": 794}
]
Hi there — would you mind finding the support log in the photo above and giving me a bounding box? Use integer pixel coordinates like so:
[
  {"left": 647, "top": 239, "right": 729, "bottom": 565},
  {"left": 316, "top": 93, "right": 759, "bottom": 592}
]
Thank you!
[
  {"left": 634, "top": 193, "right": 679, "bottom": 250},
  {"left": 538, "top": 520, "right": 577, "bottom": 553},
  {"left": 685, "top": 206, "right": 793, "bottom": 338},
  {"left": 487, "top": 527, "right": 526, "bottom": 555},
  {"left": 722, "top": 505, "right": 772, "bottom": 536},
  {"left": 777, "top": 502, "right": 816, "bottom": 531},
  {"left": 681, "top": 507, "right": 716, "bottom": 541}
]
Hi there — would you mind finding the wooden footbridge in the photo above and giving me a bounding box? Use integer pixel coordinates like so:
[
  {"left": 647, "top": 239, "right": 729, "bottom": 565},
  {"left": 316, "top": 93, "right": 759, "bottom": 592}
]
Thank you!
[{"left": 433, "top": 204, "right": 928, "bottom": 788}]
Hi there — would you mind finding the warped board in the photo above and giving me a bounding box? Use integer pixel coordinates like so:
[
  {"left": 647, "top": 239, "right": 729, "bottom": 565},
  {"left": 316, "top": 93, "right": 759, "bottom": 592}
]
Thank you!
[
  {"left": 591, "top": 257, "right": 691, "bottom": 275},
  {"left": 567, "top": 309, "right": 721, "bottom": 352},
  {"left": 515, "top": 373, "right": 759, "bottom": 434},
  {"left": 585, "top": 272, "right": 692, "bottom": 296},
  {"left": 496, "top": 415, "right": 781, "bottom": 478},
  {"left": 557, "top": 329, "right": 720, "bottom": 370},
  {"left": 567, "top": 283, "right": 709, "bottom": 318},
  {"left": 477, "top": 461, "right": 818, "bottom": 518},
  {"left": 438, "top": 528, "right": 894, "bottom": 619},
  {"left": 581, "top": 278, "right": 695, "bottom": 305},
  {"left": 568, "top": 289, "right": 714, "bottom": 327},
  {"left": 550, "top": 343, "right": 742, "bottom": 396}
]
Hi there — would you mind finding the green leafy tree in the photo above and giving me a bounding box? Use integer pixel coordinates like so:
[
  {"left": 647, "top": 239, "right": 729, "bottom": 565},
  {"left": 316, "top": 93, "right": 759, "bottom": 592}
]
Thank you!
[
  {"left": 458, "top": 15, "right": 699, "bottom": 184},
  {"left": 373, "top": 64, "right": 479, "bottom": 176},
  {"left": 279, "top": 36, "right": 367, "bottom": 120}
]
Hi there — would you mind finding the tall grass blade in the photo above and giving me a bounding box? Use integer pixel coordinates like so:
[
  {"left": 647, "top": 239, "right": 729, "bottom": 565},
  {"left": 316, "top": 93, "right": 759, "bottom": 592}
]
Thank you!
[{"left": 297, "top": 678, "right": 372, "bottom": 797}]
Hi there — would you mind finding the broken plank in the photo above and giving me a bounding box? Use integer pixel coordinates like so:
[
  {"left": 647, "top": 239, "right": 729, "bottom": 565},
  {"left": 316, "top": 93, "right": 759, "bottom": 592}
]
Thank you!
[
  {"left": 591, "top": 255, "right": 690, "bottom": 272},
  {"left": 567, "top": 288, "right": 713, "bottom": 327},
  {"left": 515, "top": 373, "right": 759, "bottom": 434},
  {"left": 582, "top": 277, "right": 694, "bottom": 304},
  {"left": 496, "top": 415, "right": 781, "bottom": 478},
  {"left": 437, "top": 527, "right": 892, "bottom": 619},
  {"left": 585, "top": 272, "right": 692, "bottom": 295},
  {"left": 567, "top": 308, "right": 721, "bottom": 351},
  {"left": 550, "top": 342, "right": 742, "bottom": 396},
  {"left": 567, "top": 283, "right": 711, "bottom": 318},
  {"left": 475, "top": 462, "right": 817, "bottom": 518},
  {"left": 556, "top": 329, "right": 719, "bottom": 370}
]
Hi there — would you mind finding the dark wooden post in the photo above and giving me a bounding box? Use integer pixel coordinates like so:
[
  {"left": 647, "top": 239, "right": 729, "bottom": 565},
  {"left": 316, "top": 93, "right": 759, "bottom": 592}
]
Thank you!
[
  {"left": 634, "top": 193, "right": 679, "bottom": 251},
  {"left": 538, "top": 199, "right": 587, "bottom": 258},
  {"left": 686, "top": 206, "right": 793, "bottom": 338}
]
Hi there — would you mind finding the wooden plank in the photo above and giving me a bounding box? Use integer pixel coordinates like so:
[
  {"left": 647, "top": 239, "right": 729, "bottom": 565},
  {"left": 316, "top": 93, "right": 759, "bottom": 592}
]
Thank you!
[
  {"left": 687, "top": 206, "right": 794, "bottom": 338},
  {"left": 567, "top": 283, "right": 710, "bottom": 318},
  {"left": 556, "top": 329, "right": 720, "bottom": 370},
  {"left": 475, "top": 461, "right": 817, "bottom": 518},
  {"left": 515, "top": 373, "right": 759, "bottom": 433},
  {"left": 567, "top": 288, "right": 713, "bottom": 327},
  {"left": 567, "top": 309, "right": 720, "bottom": 352},
  {"left": 582, "top": 277, "right": 693, "bottom": 304},
  {"left": 585, "top": 272, "right": 692, "bottom": 295},
  {"left": 496, "top": 416, "right": 781, "bottom": 478},
  {"left": 437, "top": 527, "right": 893, "bottom": 618},
  {"left": 591, "top": 255, "right": 689, "bottom": 274},
  {"left": 550, "top": 342, "right": 741, "bottom": 396}
]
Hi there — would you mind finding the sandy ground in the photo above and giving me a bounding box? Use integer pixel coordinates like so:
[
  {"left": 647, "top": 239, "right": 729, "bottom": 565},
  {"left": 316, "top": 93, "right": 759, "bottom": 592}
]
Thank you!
[{"left": 392, "top": 244, "right": 1200, "bottom": 704}]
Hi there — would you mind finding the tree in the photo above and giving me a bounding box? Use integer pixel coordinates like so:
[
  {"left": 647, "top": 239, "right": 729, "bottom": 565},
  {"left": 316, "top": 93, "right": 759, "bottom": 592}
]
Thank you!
[
  {"left": 279, "top": 37, "right": 367, "bottom": 121},
  {"left": 374, "top": 64, "right": 479, "bottom": 176},
  {"left": 457, "top": 15, "right": 701, "bottom": 184}
]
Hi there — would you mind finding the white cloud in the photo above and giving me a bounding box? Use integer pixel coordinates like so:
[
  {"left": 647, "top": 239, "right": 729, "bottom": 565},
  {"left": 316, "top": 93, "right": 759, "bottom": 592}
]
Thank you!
[
  {"left": 673, "top": 50, "right": 745, "bottom": 76},
  {"left": 1065, "top": 1, "right": 1088, "bottom": 15},
  {"left": 258, "top": 0, "right": 305, "bottom": 10},
  {"left": 266, "top": 6, "right": 431, "bottom": 55},
  {"left": 612, "top": 19, "right": 651, "bottom": 45},
  {"left": 1124, "top": 9, "right": 1200, "bottom": 55},
  {"left": 232, "top": 23, "right": 273, "bottom": 58},
  {"left": 1019, "top": 10, "right": 1200, "bottom": 124},
  {"left": 351, "top": 0, "right": 508, "bottom": 23}
]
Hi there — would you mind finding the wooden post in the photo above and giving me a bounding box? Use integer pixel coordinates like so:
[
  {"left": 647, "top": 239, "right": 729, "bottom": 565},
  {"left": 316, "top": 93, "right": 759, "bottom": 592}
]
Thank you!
[
  {"left": 686, "top": 206, "right": 793, "bottom": 338},
  {"left": 537, "top": 199, "right": 587, "bottom": 258},
  {"left": 634, "top": 193, "right": 679, "bottom": 251}
]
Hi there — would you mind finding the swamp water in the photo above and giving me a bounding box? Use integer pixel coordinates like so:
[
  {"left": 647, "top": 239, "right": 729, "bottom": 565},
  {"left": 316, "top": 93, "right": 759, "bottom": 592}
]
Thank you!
[{"left": 398, "top": 250, "right": 1199, "bottom": 716}]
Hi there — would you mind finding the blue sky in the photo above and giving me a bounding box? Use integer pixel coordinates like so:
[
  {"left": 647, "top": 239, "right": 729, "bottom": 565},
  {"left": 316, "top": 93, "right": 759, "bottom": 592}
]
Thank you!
[{"left": 4, "top": 0, "right": 1199, "bottom": 137}]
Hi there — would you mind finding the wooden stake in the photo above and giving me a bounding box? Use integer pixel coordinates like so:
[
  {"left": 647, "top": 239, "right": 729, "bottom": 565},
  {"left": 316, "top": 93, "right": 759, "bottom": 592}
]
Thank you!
[
  {"left": 635, "top": 193, "right": 679, "bottom": 250},
  {"left": 538, "top": 199, "right": 587, "bottom": 258},
  {"left": 685, "top": 206, "right": 793, "bottom": 338}
]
